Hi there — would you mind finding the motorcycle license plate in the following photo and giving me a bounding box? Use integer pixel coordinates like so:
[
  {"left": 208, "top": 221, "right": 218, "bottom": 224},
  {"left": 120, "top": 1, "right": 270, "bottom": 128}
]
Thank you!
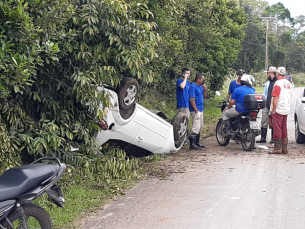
[{"left": 250, "top": 121, "right": 260, "bottom": 130}]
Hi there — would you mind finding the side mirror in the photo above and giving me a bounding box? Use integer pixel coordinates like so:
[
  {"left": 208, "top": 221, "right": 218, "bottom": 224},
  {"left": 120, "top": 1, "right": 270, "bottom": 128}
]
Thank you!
[{"left": 216, "top": 91, "right": 221, "bottom": 96}]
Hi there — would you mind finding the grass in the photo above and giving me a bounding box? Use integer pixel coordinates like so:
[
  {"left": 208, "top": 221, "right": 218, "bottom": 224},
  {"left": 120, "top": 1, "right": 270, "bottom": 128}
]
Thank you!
[
  {"left": 38, "top": 185, "right": 109, "bottom": 228},
  {"left": 33, "top": 171, "right": 141, "bottom": 228}
]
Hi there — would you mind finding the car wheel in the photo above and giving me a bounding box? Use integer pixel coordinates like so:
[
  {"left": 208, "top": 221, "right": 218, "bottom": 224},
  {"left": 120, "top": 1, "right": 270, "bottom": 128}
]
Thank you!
[
  {"left": 171, "top": 112, "right": 188, "bottom": 148},
  {"left": 117, "top": 77, "right": 139, "bottom": 110},
  {"left": 295, "top": 119, "right": 305, "bottom": 144}
]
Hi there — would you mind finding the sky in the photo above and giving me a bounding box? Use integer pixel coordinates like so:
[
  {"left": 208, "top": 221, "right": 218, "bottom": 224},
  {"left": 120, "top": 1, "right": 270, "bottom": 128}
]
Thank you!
[{"left": 266, "top": 0, "right": 305, "bottom": 18}]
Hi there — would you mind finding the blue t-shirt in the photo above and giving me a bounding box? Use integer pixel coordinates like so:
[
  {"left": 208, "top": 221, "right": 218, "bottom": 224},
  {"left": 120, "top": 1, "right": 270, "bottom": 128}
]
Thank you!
[
  {"left": 189, "top": 83, "right": 204, "bottom": 112},
  {"left": 286, "top": 75, "right": 292, "bottom": 82},
  {"left": 231, "top": 86, "right": 255, "bottom": 113},
  {"left": 176, "top": 78, "right": 191, "bottom": 109},
  {"left": 228, "top": 80, "right": 242, "bottom": 95}
]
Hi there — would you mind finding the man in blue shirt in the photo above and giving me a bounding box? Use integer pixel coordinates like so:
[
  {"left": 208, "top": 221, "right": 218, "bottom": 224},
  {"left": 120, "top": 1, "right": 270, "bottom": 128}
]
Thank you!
[
  {"left": 189, "top": 73, "right": 207, "bottom": 150},
  {"left": 226, "top": 69, "right": 244, "bottom": 101},
  {"left": 222, "top": 74, "right": 255, "bottom": 137},
  {"left": 176, "top": 68, "right": 191, "bottom": 119}
]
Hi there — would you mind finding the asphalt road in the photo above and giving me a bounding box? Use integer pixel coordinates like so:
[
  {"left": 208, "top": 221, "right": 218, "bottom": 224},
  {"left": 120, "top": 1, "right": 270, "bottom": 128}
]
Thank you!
[{"left": 81, "top": 87, "right": 305, "bottom": 229}]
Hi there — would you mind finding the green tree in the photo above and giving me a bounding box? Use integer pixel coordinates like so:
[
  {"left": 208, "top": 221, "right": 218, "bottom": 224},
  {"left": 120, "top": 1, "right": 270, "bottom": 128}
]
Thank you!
[
  {"left": 146, "top": 0, "right": 246, "bottom": 93},
  {"left": 0, "top": 0, "right": 159, "bottom": 161}
]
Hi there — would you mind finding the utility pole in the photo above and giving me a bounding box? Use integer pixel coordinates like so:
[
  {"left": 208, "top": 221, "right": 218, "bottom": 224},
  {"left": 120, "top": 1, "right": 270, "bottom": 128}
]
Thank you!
[{"left": 260, "top": 16, "right": 276, "bottom": 70}]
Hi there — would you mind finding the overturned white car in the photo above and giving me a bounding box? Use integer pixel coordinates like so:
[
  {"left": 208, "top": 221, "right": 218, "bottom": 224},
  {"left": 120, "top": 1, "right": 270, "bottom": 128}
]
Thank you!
[{"left": 95, "top": 78, "right": 188, "bottom": 155}]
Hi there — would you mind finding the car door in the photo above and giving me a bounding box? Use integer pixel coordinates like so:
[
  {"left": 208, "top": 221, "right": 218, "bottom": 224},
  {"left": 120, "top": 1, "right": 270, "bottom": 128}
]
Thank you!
[
  {"left": 298, "top": 89, "right": 305, "bottom": 134},
  {"left": 131, "top": 104, "right": 172, "bottom": 154}
]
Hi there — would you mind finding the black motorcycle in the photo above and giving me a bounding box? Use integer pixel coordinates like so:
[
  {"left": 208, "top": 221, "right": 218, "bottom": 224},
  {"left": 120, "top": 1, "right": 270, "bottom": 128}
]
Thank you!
[
  {"left": 215, "top": 91, "right": 265, "bottom": 151},
  {"left": 0, "top": 157, "right": 66, "bottom": 229}
]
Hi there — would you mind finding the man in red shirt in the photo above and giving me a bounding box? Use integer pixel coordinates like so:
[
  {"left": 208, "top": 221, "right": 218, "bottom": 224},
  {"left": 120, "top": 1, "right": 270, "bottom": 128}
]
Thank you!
[{"left": 269, "top": 67, "right": 292, "bottom": 154}]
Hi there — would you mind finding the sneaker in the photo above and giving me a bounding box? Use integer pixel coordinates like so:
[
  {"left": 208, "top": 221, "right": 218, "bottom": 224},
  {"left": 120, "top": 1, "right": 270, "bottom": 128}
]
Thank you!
[{"left": 269, "top": 143, "right": 274, "bottom": 148}]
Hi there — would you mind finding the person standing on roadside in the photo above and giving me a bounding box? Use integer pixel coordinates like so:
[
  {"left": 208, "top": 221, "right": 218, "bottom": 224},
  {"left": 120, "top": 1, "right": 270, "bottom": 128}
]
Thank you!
[
  {"left": 176, "top": 68, "right": 191, "bottom": 119},
  {"left": 286, "top": 74, "right": 294, "bottom": 87},
  {"left": 189, "top": 73, "right": 207, "bottom": 150},
  {"left": 256, "top": 66, "right": 277, "bottom": 144},
  {"left": 226, "top": 69, "right": 244, "bottom": 101},
  {"left": 268, "top": 67, "right": 292, "bottom": 154}
]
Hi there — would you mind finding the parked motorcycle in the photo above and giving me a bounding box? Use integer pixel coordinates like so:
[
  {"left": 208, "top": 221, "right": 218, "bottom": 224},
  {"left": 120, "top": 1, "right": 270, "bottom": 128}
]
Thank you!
[
  {"left": 215, "top": 91, "right": 265, "bottom": 151},
  {"left": 0, "top": 157, "right": 66, "bottom": 229}
]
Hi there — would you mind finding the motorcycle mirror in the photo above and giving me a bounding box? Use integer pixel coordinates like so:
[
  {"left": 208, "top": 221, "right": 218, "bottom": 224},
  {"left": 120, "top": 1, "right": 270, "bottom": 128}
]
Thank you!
[{"left": 216, "top": 91, "right": 221, "bottom": 96}]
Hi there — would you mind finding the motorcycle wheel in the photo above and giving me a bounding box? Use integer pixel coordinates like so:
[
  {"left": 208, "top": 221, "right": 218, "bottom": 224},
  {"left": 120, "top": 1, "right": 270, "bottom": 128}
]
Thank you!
[
  {"left": 241, "top": 125, "right": 255, "bottom": 151},
  {"left": 5, "top": 203, "right": 52, "bottom": 229},
  {"left": 216, "top": 120, "right": 230, "bottom": 146}
]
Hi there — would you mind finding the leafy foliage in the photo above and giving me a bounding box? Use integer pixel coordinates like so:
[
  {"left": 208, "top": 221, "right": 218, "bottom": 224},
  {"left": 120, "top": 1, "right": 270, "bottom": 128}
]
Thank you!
[
  {"left": 0, "top": 0, "right": 159, "bottom": 161},
  {"left": 0, "top": 124, "right": 20, "bottom": 172},
  {"left": 142, "top": 0, "right": 246, "bottom": 93}
]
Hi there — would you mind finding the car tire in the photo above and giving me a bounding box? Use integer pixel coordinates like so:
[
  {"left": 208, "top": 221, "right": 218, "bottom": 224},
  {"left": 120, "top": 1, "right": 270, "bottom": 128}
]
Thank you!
[
  {"left": 117, "top": 77, "right": 139, "bottom": 110},
  {"left": 171, "top": 112, "right": 188, "bottom": 148},
  {"left": 295, "top": 118, "right": 305, "bottom": 144}
]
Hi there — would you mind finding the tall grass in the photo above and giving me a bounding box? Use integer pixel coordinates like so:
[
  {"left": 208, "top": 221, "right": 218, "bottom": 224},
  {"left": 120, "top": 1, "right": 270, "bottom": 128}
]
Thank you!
[{"left": 290, "top": 73, "right": 305, "bottom": 86}]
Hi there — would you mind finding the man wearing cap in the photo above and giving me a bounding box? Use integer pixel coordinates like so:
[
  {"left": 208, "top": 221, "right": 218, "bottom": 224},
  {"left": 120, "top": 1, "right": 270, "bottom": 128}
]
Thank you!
[
  {"left": 222, "top": 74, "right": 255, "bottom": 137},
  {"left": 226, "top": 69, "right": 244, "bottom": 101},
  {"left": 256, "top": 66, "right": 277, "bottom": 144},
  {"left": 269, "top": 67, "right": 292, "bottom": 154}
]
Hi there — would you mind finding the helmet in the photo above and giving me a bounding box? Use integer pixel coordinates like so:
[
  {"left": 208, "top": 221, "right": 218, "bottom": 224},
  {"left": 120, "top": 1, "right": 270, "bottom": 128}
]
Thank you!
[
  {"left": 241, "top": 74, "right": 254, "bottom": 86},
  {"left": 236, "top": 69, "right": 245, "bottom": 76}
]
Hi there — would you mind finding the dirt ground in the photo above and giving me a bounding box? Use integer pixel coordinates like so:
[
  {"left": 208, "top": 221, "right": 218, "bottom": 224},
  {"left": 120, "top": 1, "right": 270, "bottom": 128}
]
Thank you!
[{"left": 144, "top": 134, "right": 305, "bottom": 180}]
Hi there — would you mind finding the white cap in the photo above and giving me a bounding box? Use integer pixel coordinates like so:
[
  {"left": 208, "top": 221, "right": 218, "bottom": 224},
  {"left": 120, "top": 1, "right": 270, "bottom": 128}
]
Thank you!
[{"left": 276, "top": 67, "right": 286, "bottom": 76}]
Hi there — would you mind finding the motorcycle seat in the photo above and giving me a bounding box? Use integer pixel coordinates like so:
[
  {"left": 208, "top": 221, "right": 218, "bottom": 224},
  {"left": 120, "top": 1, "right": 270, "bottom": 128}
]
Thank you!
[
  {"left": 230, "top": 110, "right": 258, "bottom": 123},
  {"left": 239, "top": 110, "right": 253, "bottom": 117},
  {"left": 0, "top": 163, "right": 59, "bottom": 202}
]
